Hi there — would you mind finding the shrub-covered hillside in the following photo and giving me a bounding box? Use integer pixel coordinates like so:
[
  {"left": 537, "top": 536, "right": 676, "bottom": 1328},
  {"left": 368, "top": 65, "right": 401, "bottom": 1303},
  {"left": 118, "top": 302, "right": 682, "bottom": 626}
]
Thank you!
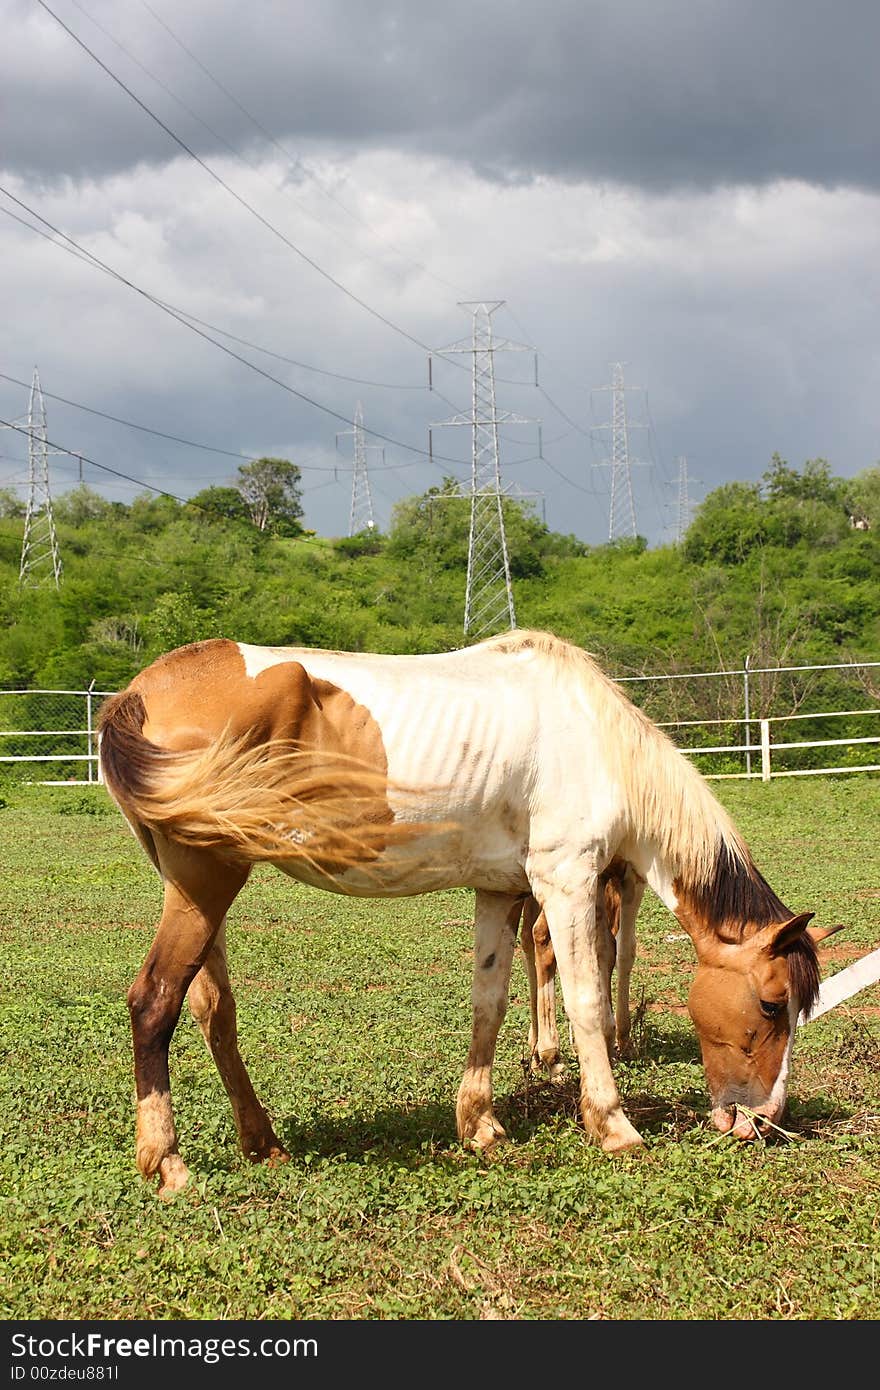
[{"left": 1, "top": 457, "right": 877, "bottom": 726}]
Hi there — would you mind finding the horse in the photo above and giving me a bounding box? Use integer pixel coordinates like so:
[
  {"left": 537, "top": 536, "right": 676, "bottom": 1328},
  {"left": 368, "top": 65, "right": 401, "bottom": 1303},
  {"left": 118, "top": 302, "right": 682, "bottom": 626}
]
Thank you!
[
  {"left": 520, "top": 856, "right": 644, "bottom": 1081},
  {"left": 97, "top": 627, "right": 843, "bottom": 1196}
]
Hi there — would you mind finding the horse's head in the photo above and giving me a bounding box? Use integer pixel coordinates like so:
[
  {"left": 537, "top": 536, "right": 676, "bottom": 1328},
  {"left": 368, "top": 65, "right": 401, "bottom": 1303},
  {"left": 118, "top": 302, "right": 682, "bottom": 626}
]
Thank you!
[{"left": 687, "top": 914, "right": 843, "bottom": 1139}]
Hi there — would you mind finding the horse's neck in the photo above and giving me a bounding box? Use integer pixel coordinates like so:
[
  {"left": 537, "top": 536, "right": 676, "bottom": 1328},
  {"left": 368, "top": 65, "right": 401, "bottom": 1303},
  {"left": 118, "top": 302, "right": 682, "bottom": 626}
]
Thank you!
[{"left": 628, "top": 838, "right": 684, "bottom": 919}]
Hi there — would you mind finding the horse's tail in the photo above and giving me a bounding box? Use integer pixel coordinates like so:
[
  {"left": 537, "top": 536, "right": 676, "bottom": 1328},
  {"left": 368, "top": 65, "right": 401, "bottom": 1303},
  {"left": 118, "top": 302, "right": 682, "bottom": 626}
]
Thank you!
[{"left": 97, "top": 689, "right": 409, "bottom": 870}]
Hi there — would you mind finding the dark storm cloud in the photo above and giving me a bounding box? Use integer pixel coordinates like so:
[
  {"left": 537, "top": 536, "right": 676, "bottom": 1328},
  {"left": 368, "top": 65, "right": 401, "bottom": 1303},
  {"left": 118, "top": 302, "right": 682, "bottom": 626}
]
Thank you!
[{"left": 6, "top": 0, "right": 880, "bottom": 191}]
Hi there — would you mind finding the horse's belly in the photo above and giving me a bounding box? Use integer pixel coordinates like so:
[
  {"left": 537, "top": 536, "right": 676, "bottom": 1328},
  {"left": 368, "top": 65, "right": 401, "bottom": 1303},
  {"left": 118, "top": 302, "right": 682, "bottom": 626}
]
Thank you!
[{"left": 274, "top": 826, "right": 530, "bottom": 899}]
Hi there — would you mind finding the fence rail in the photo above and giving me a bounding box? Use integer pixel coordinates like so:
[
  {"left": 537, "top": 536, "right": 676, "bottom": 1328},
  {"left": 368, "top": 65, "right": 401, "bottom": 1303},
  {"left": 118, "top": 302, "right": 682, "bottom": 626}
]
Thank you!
[
  {"left": 1, "top": 659, "right": 878, "bottom": 785},
  {"left": 0, "top": 685, "right": 111, "bottom": 785},
  {"left": 658, "top": 707, "right": 880, "bottom": 780}
]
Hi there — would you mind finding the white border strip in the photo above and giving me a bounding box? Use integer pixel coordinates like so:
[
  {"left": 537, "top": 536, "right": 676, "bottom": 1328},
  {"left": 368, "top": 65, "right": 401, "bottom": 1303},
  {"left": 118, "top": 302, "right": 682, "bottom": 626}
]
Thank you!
[{"left": 798, "top": 945, "right": 880, "bottom": 1026}]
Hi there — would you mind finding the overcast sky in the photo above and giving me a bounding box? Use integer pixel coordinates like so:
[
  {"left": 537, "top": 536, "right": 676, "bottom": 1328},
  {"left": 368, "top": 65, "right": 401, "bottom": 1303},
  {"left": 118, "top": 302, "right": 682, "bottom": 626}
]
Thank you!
[{"left": 2, "top": 0, "right": 878, "bottom": 548}]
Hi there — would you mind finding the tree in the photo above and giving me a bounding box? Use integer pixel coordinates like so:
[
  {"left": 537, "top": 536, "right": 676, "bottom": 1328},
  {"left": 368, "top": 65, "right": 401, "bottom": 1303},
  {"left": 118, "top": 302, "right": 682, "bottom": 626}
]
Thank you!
[
  {"left": 53, "top": 484, "right": 111, "bottom": 525},
  {"left": 682, "top": 480, "right": 766, "bottom": 564},
  {"left": 0, "top": 488, "right": 24, "bottom": 519},
  {"left": 143, "top": 586, "right": 219, "bottom": 658},
  {"left": 188, "top": 486, "right": 249, "bottom": 524},
  {"left": 848, "top": 464, "right": 880, "bottom": 530},
  {"left": 684, "top": 458, "right": 859, "bottom": 564},
  {"left": 762, "top": 453, "right": 846, "bottom": 506},
  {"left": 387, "top": 479, "right": 470, "bottom": 568},
  {"left": 129, "top": 493, "right": 182, "bottom": 532},
  {"left": 387, "top": 479, "right": 583, "bottom": 576},
  {"left": 235, "top": 458, "right": 303, "bottom": 535}
]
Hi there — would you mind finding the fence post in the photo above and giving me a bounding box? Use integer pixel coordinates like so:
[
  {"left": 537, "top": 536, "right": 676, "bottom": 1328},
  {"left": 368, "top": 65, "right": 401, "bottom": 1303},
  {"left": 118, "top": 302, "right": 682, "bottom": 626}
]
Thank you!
[
  {"left": 743, "top": 653, "right": 752, "bottom": 778},
  {"left": 760, "top": 719, "right": 771, "bottom": 782},
  {"left": 86, "top": 680, "right": 95, "bottom": 784}
]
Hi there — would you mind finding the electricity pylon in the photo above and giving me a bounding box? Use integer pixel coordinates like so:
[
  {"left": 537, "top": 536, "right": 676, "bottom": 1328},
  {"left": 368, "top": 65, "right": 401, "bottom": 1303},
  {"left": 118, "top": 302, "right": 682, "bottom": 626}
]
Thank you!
[
  {"left": 429, "top": 301, "right": 539, "bottom": 638},
  {"left": 336, "top": 401, "right": 381, "bottom": 535},
  {"left": 675, "top": 455, "right": 693, "bottom": 543},
  {"left": 592, "top": 362, "right": 649, "bottom": 542},
  {"left": 15, "top": 369, "right": 63, "bottom": 587}
]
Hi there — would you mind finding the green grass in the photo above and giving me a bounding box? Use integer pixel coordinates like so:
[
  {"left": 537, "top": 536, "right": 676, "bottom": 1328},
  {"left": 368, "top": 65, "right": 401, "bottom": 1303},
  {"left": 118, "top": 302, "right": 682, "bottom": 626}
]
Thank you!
[{"left": 1, "top": 776, "right": 878, "bottom": 1320}]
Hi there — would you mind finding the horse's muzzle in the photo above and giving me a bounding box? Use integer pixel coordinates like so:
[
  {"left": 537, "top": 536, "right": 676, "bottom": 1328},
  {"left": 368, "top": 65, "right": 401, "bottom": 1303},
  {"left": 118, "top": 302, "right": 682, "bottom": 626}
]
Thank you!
[{"left": 711, "top": 1104, "right": 775, "bottom": 1140}]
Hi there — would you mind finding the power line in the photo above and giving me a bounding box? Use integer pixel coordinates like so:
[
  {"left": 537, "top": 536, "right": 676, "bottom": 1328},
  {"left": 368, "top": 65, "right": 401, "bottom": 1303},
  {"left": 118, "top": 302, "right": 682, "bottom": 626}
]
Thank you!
[
  {"left": 164, "top": 306, "right": 430, "bottom": 390},
  {"left": 68, "top": 0, "right": 444, "bottom": 296},
  {"left": 137, "top": 0, "right": 470, "bottom": 300},
  {"left": 537, "top": 384, "right": 594, "bottom": 440},
  {"left": 0, "top": 415, "right": 194, "bottom": 505},
  {"left": 0, "top": 185, "right": 467, "bottom": 470},
  {"left": 0, "top": 369, "right": 420, "bottom": 475},
  {"left": 1, "top": 195, "right": 613, "bottom": 537},
  {"left": 0, "top": 413, "right": 414, "bottom": 555},
  {"left": 0, "top": 369, "right": 256, "bottom": 465},
  {"left": 6, "top": 19, "right": 609, "bottom": 534},
  {"left": 36, "top": 0, "right": 465, "bottom": 364},
  {"left": 0, "top": 199, "right": 429, "bottom": 393},
  {"left": 503, "top": 305, "right": 596, "bottom": 439}
]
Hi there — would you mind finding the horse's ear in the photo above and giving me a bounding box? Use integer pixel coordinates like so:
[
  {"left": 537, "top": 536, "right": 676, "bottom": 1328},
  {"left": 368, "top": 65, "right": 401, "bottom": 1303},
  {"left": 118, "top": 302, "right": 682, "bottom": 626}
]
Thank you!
[
  {"left": 766, "top": 912, "right": 815, "bottom": 956},
  {"left": 807, "top": 922, "right": 846, "bottom": 946}
]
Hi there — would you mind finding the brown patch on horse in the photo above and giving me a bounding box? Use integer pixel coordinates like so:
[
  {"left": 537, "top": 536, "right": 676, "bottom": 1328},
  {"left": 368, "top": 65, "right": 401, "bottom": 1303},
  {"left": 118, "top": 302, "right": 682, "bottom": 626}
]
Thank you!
[
  {"left": 673, "top": 843, "right": 823, "bottom": 1018},
  {"left": 98, "top": 639, "right": 419, "bottom": 875}
]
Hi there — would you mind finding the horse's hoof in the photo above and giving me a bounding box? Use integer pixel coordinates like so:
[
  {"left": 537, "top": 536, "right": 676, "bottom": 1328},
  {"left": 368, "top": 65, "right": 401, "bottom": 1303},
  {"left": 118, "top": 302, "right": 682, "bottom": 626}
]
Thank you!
[
  {"left": 602, "top": 1136, "right": 646, "bottom": 1156},
  {"left": 156, "top": 1153, "right": 190, "bottom": 1198},
  {"left": 599, "top": 1114, "right": 645, "bottom": 1155},
  {"left": 548, "top": 1062, "right": 567, "bottom": 1085},
  {"left": 244, "top": 1136, "right": 290, "bottom": 1166},
  {"left": 264, "top": 1145, "right": 291, "bottom": 1168},
  {"left": 463, "top": 1115, "right": 508, "bottom": 1152}
]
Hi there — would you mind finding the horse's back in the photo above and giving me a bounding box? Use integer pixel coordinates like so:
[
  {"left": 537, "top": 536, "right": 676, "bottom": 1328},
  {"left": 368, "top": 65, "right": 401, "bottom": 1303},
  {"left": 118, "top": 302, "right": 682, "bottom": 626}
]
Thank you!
[{"left": 106, "top": 636, "right": 556, "bottom": 895}]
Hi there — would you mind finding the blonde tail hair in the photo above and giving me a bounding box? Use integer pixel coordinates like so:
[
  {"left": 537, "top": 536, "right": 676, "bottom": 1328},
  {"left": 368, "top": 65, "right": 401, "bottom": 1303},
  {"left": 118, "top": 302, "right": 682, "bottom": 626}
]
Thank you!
[{"left": 97, "top": 689, "right": 419, "bottom": 873}]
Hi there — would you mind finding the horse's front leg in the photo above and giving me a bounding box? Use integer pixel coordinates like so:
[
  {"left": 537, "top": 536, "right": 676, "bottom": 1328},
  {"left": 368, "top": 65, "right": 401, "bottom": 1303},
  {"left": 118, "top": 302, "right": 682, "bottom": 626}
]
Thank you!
[
  {"left": 538, "top": 874, "right": 644, "bottom": 1154},
  {"left": 456, "top": 890, "right": 522, "bottom": 1151}
]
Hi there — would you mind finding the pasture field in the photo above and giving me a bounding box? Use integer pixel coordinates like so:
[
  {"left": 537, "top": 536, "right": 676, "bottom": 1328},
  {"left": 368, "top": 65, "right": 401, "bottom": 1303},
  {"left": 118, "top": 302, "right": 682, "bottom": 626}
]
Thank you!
[{"left": 1, "top": 774, "right": 878, "bottom": 1321}]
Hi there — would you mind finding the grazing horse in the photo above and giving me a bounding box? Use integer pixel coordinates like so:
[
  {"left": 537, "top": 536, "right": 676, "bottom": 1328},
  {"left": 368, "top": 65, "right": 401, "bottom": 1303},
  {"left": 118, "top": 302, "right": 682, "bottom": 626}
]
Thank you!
[
  {"left": 521, "top": 856, "right": 644, "bottom": 1080},
  {"left": 97, "top": 628, "right": 842, "bottom": 1196}
]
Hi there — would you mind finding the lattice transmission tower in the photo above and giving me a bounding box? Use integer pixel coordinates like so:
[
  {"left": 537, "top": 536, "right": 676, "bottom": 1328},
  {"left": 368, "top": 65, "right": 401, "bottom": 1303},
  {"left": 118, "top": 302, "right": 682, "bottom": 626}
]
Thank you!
[
  {"left": 592, "top": 362, "right": 649, "bottom": 542},
  {"left": 429, "top": 301, "right": 538, "bottom": 638},
  {"left": 675, "top": 455, "right": 692, "bottom": 543},
  {"left": 15, "top": 368, "right": 63, "bottom": 587},
  {"left": 336, "top": 401, "right": 381, "bottom": 535}
]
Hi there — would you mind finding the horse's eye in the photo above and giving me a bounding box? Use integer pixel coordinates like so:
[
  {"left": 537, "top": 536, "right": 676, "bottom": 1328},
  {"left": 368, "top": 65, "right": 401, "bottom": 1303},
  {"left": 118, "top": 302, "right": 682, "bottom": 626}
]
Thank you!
[{"left": 760, "top": 999, "right": 785, "bottom": 1019}]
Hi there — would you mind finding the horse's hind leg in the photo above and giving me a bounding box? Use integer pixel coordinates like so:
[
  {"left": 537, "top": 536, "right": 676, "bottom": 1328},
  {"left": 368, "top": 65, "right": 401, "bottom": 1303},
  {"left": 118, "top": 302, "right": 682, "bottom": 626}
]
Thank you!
[
  {"left": 521, "top": 898, "right": 565, "bottom": 1083},
  {"left": 127, "top": 836, "right": 248, "bottom": 1197},
  {"left": 456, "top": 890, "right": 522, "bottom": 1151},
  {"left": 187, "top": 921, "right": 288, "bottom": 1167}
]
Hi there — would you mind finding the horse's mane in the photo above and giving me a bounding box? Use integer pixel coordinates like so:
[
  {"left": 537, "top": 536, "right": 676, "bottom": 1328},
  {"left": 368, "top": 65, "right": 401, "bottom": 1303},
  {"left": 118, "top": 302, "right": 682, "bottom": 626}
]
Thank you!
[{"left": 479, "top": 630, "right": 797, "bottom": 934}]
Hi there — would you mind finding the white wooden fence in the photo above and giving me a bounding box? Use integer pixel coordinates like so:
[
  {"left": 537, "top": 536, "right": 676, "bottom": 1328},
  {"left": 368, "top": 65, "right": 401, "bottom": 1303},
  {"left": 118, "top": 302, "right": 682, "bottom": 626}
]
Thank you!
[
  {"left": 614, "top": 657, "right": 880, "bottom": 780},
  {"left": 0, "top": 684, "right": 111, "bottom": 784},
  {"left": 1, "top": 660, "right": 878, "bottom": 784},
  {"left": 655, "top": 706, "right": 880, "bottom": 780}
]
